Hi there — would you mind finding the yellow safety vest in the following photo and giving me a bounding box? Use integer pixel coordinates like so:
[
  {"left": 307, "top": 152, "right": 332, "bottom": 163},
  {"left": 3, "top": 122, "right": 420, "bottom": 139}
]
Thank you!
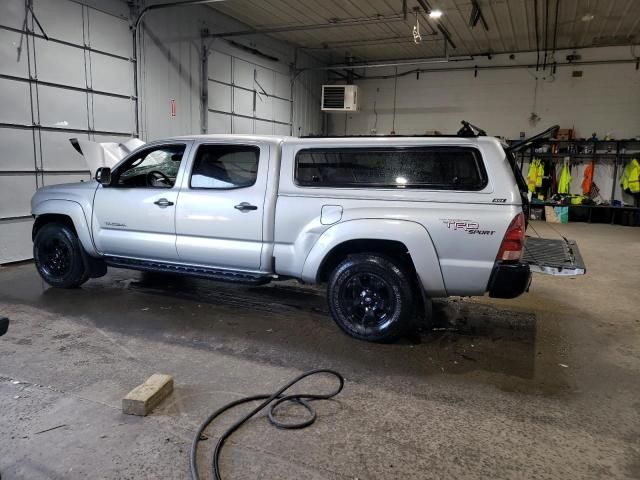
[
  {"left": 527, "top": 158, "right": 544, "bottom": 192},
  {"left": 558, "top": 161, "right": 571, "bottom": 194},
  {"left": 620, "top": 158, "right": 640, "bottom": 194}
]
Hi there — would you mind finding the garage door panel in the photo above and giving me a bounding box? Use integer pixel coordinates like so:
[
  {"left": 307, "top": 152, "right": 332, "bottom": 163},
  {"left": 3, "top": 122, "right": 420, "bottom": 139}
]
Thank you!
[
  {"left": 0, "top": 29, "right": 29, "bottom": 78},
  {"left": 38, "top": 86, "right": 88, "bottom": 129},
  {"left": 208, "top": 81, "right": 231, "bottom": 112},
  {"left": 0, "top": 218, "right": 34, "bottom": 263},
  {"left": 0, "top": 175, "right": 36, "bottom": 217},
  {"left": 274, "top": 72, "right": 291, "bottom": 100},
  {"left": 42, "top": 173, "right": 91, "bottom": 186},
  {"left": 91, "top": 53, "right": 134, "bottom": 95},
  {"left": 255, "top": 93, "right": 272, "bottom": 120},
  {"left": 0, "top": 78, "right": 32, "bottom": 125},
  {"left": 33, "top": 0, "right": 83, "bottom": 45},
  {"left": 88, "top": 9, "right": 131, "bottom": 58},
  {"left": 207, "top": 112, "right": 231, "bottom": 134},
  {"left": 0, "top": 128, "right": 35, "bottom": 170},
  {"left": 273, "top": 98, "right": 291, "bottom": 123},
  {"left": 34, "top": 39, "right": 86, "bottom": 88},
  {"left": 232, "top": 116, "right": 253, "bottom": 134},
  {"left": 92, "top": 94, "right": 134, "bottom": 133},
  {"left": 40, "top": 131, "right": 88, "bottom": 171},
  {"left": 233, "top": 88, "right": 254, "bottom": 116},
  {"left": 233, "top": 59, "right": 254, "bottom": 89},
  {"left": 255, "top": 66, "right": 275, "bottom": 96},
  {"left": 254, "top": 120, "right": 273, "bottom": 135},
  {"left": 274, "top": 123, "right": 290, "bottom": 136},
  {"left": 209, "top": 51, "right": 231, "bottom": 83},
  {"left": 0, "top": 0, "right": 27, "bottom": 30}
]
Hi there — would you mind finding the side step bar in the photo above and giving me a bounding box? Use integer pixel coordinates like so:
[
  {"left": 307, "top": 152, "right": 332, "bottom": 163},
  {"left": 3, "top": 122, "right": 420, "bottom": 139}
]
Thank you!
[{"left": 104, "top": 256, "right": 273, "bottom": 285}]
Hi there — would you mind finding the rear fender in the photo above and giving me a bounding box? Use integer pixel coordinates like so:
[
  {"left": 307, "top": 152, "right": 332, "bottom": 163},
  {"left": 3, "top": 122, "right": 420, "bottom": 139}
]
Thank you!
[
  {"left": 301, "top": 219, "right": 447, "bottom": 297},
  {"left": 32, "top": 200, "right": 98, "bottom": 256}
]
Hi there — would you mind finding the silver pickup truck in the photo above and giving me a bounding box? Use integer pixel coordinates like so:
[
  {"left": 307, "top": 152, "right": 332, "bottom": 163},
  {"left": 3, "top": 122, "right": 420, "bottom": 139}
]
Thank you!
[{"left": 30, "top": 124, "right": 585, "bottom": 342}]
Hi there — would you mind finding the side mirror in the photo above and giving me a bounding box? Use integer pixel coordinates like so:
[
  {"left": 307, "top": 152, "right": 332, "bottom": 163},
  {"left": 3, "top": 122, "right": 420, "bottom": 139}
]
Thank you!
[{"left": 96, "top": 167, "right": 112, "bottom": 186}]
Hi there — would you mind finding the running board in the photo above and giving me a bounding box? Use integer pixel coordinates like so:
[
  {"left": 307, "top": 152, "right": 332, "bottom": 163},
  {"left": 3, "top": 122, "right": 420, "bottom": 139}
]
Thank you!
[{"left": 104, "top": 256, "right": 273, "bottom": 285}]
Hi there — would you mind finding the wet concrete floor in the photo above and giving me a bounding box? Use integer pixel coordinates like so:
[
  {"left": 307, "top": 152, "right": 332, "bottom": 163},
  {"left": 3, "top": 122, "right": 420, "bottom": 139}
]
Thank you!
[{"left": 0, "top": 221, "right": 639, "bottom": 479}]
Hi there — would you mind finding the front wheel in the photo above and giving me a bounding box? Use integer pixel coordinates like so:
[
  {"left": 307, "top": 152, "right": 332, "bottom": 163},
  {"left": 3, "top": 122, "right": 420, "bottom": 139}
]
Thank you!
[
  {"left": 33, "top": 223, "right": 89, "bottom": 288},
  {"left": 327, "top": 254, "right": 416, "bottom": 342}
]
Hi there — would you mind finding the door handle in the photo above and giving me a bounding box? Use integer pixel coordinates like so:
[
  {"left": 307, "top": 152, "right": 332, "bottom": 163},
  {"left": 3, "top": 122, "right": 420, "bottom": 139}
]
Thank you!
[
  {"left": 154, "top": 198, "right": 174, "bottom": 208},
  {"left": 234, "top": 202, "right": 258, "bottom": 211}
]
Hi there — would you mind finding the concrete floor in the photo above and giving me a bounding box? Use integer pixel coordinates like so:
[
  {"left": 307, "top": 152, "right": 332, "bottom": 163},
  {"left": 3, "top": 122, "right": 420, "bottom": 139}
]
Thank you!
[{"left": 0, "top": 221, "right": 639, "bottom": 479}]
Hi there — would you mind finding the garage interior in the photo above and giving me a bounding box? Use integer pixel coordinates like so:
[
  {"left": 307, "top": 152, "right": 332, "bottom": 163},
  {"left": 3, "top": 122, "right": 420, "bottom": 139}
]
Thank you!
[{"left": 1, "top": 0, "right": 640, "bottom": 478}]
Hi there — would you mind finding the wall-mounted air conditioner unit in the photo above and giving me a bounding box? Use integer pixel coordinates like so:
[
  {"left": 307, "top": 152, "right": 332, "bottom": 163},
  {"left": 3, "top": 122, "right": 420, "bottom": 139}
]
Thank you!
[{"left": 321, "top": 85, "right": 358, "bottom": 112}]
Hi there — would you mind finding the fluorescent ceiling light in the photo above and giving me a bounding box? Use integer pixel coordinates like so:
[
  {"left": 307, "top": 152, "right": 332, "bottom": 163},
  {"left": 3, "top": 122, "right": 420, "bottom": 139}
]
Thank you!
[{"left": 429, "top": 9, "right": 443, "bottom": 19}]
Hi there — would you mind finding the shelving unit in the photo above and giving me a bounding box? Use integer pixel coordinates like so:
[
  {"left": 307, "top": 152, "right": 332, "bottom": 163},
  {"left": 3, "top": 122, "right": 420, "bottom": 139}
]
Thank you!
[{"left": 510, "top": 138, "right": 640, "bottom": 225}]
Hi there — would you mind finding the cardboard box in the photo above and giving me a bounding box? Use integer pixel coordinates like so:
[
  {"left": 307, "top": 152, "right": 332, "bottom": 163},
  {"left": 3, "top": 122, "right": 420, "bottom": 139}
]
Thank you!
[
  {"left": 545, "top": 206, "right": 569, "bottom": 224},
  {"left": 556, "top": 128, "right": 574, "bottom": 141}
]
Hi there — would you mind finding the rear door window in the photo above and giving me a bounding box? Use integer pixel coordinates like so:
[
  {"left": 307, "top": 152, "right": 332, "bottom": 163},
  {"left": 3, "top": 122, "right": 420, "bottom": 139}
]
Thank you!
[{"left": 295, "top": 147, "right": 487, "bottom": 190}]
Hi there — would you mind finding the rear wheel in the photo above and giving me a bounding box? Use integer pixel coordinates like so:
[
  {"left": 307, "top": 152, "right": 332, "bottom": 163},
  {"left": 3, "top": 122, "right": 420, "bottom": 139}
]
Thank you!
[
  {"left": 327, "top": 254, "right": 416, "bottom": 342},
  {"left": 33, "top": 223, "right": 89, "bottom": 288}
]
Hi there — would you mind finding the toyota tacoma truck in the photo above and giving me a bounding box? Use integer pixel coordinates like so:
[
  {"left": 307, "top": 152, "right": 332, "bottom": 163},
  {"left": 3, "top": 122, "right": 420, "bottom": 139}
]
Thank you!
[{"left": 30, "top": 122, "right": 585, "bottom": 342}]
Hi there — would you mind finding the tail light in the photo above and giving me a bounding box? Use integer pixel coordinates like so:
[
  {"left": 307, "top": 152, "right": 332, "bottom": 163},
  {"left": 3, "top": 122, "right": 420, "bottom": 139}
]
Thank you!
[{"left": 496, "top": 212, "right": 525, "bottom": 262}]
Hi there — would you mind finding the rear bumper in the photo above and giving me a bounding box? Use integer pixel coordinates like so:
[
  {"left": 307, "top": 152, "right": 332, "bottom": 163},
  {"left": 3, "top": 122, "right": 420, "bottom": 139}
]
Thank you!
[{"left": 487, "top": 262, "right": 531, "bottom": 299}]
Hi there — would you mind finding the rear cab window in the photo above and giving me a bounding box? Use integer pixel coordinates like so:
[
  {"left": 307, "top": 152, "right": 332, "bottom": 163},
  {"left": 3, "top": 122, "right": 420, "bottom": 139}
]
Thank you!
[{"left": 295, "top": 146, "right": 487, "bottom": 190}]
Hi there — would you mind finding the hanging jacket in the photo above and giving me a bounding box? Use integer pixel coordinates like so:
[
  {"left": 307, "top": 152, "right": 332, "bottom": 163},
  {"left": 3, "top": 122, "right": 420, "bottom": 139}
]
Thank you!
[
  {"left": 582, "top": 161, "right": 594, "bottom": 194},
  {"left": 558, "top": 160, "right": 571, "bottom": 194},
  {"left": 620, "top": 158, "right": 640, "bottom": 194},
  {"left": 527, "top": 158, "right": 544, "bottom": 192}
]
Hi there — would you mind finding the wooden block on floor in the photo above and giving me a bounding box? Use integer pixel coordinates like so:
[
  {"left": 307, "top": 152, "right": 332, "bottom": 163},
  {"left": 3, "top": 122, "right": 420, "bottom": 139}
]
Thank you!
[{"left": 122, "top": 374, "right": 173, "bottom": 416}]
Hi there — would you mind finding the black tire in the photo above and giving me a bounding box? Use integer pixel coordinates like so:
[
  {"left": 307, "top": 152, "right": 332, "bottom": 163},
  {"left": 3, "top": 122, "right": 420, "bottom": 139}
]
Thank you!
[
  {"left": 33, "top": 223, "right": 89, "bottom": 288},
  {"left": 327, "top": 254, "right": 416, "bottom": 342}
]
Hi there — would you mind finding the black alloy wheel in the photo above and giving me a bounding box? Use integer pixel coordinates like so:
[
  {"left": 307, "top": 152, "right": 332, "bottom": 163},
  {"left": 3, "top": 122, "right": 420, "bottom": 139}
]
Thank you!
[
  {"left": 327, "top": 254, "right": 416, "bottom": 342},
  {"left": 33, "top": 223, "right": 89, "bottom": 288}
]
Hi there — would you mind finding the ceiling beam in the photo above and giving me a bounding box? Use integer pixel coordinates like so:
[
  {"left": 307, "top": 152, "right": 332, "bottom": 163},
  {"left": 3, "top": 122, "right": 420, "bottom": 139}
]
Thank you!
[{"left": 201, "top": 13, "right": 409, "bottom": 39}]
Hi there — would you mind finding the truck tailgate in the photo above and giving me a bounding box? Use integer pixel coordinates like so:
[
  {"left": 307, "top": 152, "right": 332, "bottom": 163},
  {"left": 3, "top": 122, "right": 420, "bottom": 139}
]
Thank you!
[{"left": 522, "top": 237, "right": 586, "bottom": 276}]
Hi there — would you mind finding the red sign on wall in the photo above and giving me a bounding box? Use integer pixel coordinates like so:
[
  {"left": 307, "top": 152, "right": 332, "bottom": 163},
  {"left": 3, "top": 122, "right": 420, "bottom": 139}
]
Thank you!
[{"left": 170, "top": 99, "right": 176, "bottom": 117}]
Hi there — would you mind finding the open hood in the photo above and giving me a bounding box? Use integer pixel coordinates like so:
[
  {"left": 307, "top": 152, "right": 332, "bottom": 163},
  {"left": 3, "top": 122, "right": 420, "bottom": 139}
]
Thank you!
[{"left": 70, "top": 137, "right": 146, "bottom": 172}]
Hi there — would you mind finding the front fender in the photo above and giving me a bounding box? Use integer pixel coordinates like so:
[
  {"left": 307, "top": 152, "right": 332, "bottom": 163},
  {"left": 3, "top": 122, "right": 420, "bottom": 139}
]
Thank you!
[
  {"left": 32, "top": 199, "right": 98, "bottom": 256},
  {"left": 301, "top": 219, "right": 447, "bottom": 297}
]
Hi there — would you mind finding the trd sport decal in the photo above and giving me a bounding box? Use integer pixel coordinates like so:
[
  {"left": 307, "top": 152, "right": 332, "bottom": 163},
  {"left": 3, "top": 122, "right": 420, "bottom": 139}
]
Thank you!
[{"left": 441, "top": 219, "right": 495, "bottom": 235}]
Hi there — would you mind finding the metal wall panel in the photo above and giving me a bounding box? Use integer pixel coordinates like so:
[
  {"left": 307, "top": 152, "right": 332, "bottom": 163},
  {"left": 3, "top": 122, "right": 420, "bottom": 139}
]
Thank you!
[
  {"left": 33, "top": 0, "right": 84, "bottom": 45},
  {"left": 207, "top": 112, "right": 232, "bottom": 133},
  {"left": 232, "top": 116, "right": 253, "bottom": 134},
  {"left": 34, "top": 39, "right": 87, "bottom": 88},
  {"left": 87, "top": 8, "right": 131, "bottom": 58},
  {"left": 206, "top": 45, "right": 294, "bottom": 135},
  {"left": 39, "top": 131, "right": 87, "bottom": 171},
  {"left": 0, "top": 219, "right": 34, "bottom": 264},
  {"left": 37, "top": 86, "right": 89, "bottom": 129},
  {"left": 0, "top": 78, "right": 32, "bottom": 124},
  {"left": 0, "top": 29, "right": 29, "bottom": 77},
  {"left": 0, "top": 175, "right": 36, "bottom": 218},
  {"left": 90, "top": 52, "right": 135, "bottom": 95},
  {"left": 208, "top": 81, "right": 232, "bottom": 112},
  {"left": 92, "top": 94, "right": 135, "bottom": 133},
  {"left": 0, "top": 128, "right": 35, "bottom": 170},
  {"left": 0, "top": 0, "right": 135, "bottom": 263}
]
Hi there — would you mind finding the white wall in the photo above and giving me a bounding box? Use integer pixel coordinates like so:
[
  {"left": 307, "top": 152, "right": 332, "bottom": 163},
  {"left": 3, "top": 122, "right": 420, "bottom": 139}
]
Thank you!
[{"left": 329, "top": 46, "right": 640, "bottom": 140}]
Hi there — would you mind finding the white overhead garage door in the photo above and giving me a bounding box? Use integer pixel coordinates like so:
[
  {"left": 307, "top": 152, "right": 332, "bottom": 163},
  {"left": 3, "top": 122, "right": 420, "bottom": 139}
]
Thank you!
[
  {"left": 207, "top": 48, "right": 292, "bottom": 136},
  {"left": 0, "top": 0, "right": 136, "bottom": 263}
]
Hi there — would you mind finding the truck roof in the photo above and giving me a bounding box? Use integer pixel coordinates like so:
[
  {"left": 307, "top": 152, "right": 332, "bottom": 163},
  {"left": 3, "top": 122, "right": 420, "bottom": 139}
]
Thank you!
[{"left": 166, "top": 134, "right": 503, "bottom": 148}]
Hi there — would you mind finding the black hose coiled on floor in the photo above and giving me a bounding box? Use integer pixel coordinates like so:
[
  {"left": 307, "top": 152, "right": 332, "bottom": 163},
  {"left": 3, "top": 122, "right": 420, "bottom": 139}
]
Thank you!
[{"left": 189, "top": 369, "right": 345, "bottom": 480}]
